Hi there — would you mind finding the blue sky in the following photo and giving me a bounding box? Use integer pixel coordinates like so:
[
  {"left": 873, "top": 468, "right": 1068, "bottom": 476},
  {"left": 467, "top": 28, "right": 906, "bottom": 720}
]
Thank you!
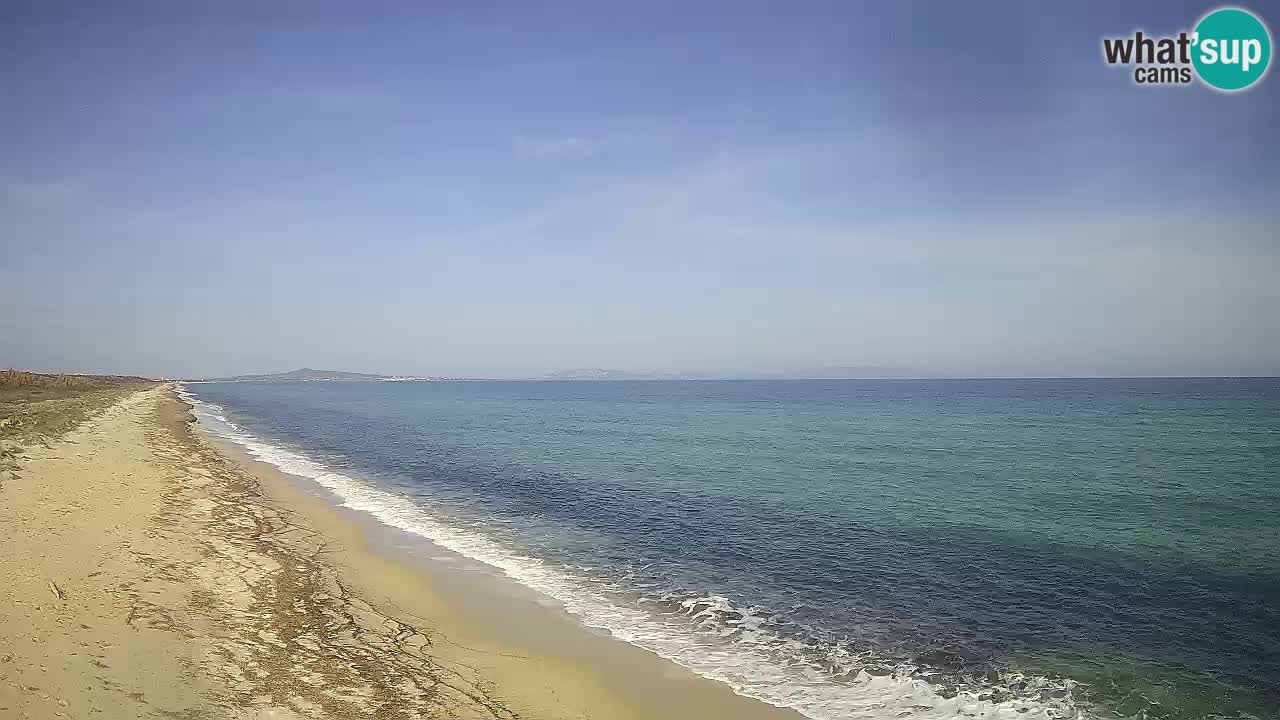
[{"left": 2, "top": 1, "right": 1278, "bottom": 377}]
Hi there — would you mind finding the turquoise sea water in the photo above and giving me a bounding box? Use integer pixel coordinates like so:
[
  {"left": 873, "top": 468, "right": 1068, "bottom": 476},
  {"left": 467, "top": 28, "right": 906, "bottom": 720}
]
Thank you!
[{"left": 184, "top": 378, "right": 1280, "bottom": 719}]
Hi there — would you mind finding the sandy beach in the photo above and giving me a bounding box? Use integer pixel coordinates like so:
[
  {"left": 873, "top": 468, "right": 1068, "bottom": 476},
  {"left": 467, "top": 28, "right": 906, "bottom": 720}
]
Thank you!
[{"left": 0, "top": 384, "right": 802, "bottom": 719}]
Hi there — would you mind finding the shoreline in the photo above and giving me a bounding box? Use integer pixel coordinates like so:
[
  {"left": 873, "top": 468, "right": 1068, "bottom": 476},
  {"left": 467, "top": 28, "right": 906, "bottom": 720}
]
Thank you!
[
  {"left": 205, "top": 410, "right": 807, "bottom": 720},
  {"left": 0, "top": 384, "right": 802, "bottom": 719}
]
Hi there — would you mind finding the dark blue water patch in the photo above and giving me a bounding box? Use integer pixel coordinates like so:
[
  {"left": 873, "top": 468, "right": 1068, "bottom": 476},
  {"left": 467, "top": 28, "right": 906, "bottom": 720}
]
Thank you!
[{"left": 190, "top": 378, "right": 1280, "bottom": 717}]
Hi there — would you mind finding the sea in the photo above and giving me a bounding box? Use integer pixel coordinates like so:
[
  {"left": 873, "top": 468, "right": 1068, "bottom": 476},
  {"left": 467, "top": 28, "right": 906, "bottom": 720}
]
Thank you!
[{"left": 179, "top": 378, "right": 1280, "bottom": 719}]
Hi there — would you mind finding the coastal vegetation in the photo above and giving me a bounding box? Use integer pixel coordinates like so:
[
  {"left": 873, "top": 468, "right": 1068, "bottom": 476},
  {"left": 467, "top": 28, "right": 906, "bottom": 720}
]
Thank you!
[{"left": 0, "top": 370, "right": 155, "bottom": 479}]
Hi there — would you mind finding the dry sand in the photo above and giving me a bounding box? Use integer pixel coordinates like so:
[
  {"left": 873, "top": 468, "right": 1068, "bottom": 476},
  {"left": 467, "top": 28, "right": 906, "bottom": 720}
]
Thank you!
[{"left": 0, "top": 385, "right": 804, "bottom": 719}]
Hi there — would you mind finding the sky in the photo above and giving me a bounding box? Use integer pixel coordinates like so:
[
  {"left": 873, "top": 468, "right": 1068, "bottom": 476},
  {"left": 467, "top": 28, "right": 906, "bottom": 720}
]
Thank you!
[{"left": 2, "top": 1, "right": 1278, "bottom": 378}]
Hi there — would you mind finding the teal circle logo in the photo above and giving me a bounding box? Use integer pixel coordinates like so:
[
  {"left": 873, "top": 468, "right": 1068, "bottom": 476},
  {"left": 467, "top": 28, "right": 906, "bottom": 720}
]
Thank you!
[{"left": 1192, "top": 7, "right": 1272, "bottom": 91}]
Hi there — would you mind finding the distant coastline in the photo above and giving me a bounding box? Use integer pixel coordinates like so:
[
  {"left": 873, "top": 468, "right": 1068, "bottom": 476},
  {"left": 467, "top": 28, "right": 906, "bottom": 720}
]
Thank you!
[
  {"left": 188, "top": 366, "right": 940, "bottom": 383},
  {"left": 187, "top": 367, "right": 1280, "bottom": 384},
  {"left": 187, "top": 368, "right": 458, "bottom": 383}
]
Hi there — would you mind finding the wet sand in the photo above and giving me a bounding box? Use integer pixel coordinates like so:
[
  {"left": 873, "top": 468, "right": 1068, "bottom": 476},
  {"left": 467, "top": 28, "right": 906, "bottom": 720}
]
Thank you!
[{"left": 0, "top": 385, "right": 803, "bottom": 719}]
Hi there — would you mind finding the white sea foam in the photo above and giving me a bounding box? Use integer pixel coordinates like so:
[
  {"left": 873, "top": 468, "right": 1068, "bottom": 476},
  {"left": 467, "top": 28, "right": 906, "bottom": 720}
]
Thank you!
[{"left": 179, "top": 384, "right": 1097, "bottom": 720}]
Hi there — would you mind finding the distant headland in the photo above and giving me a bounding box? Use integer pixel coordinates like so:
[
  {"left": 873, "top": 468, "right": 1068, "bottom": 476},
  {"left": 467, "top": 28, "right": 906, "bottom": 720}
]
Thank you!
[{"left": 186, "top": 366, "right": 936, "bottom": 383}]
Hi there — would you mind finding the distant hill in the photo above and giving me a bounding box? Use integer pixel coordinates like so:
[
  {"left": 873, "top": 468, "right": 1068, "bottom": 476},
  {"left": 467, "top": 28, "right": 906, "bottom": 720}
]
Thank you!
[
  {"left": 197, "top": 368, "right": 393, "bottom": 383},
  {"left": 196, "top": 366, "right": 939, "bottom": 383},
  {"left": 541, "top": 368, "right": 651, "bottom": 380},
  {"left": 539, "top": 366, "right": 937, "bottom": 380},
  {"left": 745, "top": 366, "right": 936, "bottom": 380}
]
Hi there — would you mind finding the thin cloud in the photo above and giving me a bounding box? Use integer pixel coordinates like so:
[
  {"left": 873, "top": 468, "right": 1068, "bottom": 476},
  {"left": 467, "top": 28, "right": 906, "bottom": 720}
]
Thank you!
[
  {"left": 4, "top": 178, "right": 88, "bottom": 211},
  {"left": 513, "top": 135, "right": 597, "bottom": 160}
]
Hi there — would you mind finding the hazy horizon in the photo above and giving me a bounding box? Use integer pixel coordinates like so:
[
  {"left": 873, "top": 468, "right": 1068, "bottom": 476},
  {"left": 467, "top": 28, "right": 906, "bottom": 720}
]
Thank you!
[
  {"left": 176, "top": 365, "right": 1280, "bottom": 381},
  {"left": 4, "top": 2, "right": 1278, "bottom": 379}
]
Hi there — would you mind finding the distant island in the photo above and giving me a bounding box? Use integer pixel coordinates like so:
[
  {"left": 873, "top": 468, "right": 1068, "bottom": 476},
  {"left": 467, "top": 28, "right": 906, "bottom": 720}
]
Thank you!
[
  {"left": 188, "top": 368, "right": 450, "bottom": 383},
  {"left": 188, "top": 366, "right": 938, "bottom": 383},
  {"left": 541, "top": 367, "right": 935, "bottom": 380},
  {"left": 542, "top": 368, "right": 650, "bottom": 380}
]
